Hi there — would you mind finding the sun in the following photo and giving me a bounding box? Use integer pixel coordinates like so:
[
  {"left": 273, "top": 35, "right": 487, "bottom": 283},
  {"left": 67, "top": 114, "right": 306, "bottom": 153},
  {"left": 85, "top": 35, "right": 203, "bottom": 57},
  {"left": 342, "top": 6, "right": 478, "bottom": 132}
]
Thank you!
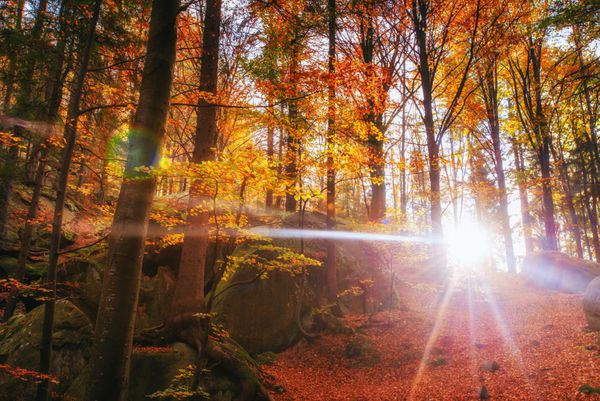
[{"left": 446, "top": 220, "right": 491, "bottom": 269}]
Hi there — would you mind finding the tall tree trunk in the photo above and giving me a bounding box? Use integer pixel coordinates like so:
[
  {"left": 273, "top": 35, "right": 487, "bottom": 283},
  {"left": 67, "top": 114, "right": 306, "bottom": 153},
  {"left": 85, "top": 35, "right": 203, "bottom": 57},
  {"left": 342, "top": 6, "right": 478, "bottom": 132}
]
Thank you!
[
  {"left": 550, "top": 140, "right": 583, "bottom": 257},
  {"left": 14, "top": 0, "right": 48, "bottom": 118},
  {"left": 266, "top": 126, "right": 274, "bottom": 209},
  {"left": 325, "top": 0, "right": 337, "bottom": 303},
  {"left": 169, "top": 0, "right": 221, "bottom": 323},
  {"left": 480, "top": 63, "right": 516, "bottom": 272},
  {"left": 36, "top": 2, "right": 101, "bottom": 400},
  {"left": 413, "top": 0, "right": 442, "bottom": 239},
  {"left": 44, "top": 0, "right": 71, "bottom": 122},
  {"left": 530, "top": 40, "right": 558, "bottom": 251},
  {"left": 84, "top": 1, "right": 178, "bottom": 400},
  {"left": 512, "top": 138, "right": 534, "bottom": 255},
  {"left": 360, "top": 6, "right": 385, "bottom": 222},
  {"left": 0, "top": 130, "right": 20, "bottom": 239},
  {"left": 582, "top": 157, "right": 600, "bottom": 261},
  {"left": 2, "top": 146, "right": 47, "bottom": 321},
  {"left": 285, "top": 43, "right": 300, "bottom": 213},
  {"left": 2, "top": 0, "right": 25, "bottom": 112}
]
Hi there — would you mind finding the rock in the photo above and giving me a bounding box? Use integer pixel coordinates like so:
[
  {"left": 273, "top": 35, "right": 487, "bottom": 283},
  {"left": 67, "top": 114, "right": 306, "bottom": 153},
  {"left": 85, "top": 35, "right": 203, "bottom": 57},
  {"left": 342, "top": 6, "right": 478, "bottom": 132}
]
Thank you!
[
  {"left": 129, "top": 343, "right": 198, "bottom": 401},
  {"left": 521, "top": 251, "right": 600, "bottom": 293},
  {"left": 0, "top": 300, "right": 93, "bottom": 401},
  {"left": 481, "top": 360, "right": 500, "bottom": 372},
  {"left": 57, "top": 257, "right": 103, "bottom": 320},
  {"left": 583, "top": 277, "right": 600, "bottom": 330},
  {"left": 212, "top": 248, "right": 305, "bottom": 354},
  {"left": 135, "top": 266, "right": 176, "bottom": 332}
]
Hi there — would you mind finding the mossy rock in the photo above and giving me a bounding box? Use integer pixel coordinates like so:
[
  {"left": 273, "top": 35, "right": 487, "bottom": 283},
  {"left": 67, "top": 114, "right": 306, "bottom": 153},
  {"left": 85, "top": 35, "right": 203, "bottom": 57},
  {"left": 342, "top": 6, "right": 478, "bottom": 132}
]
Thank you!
[
  {"left": 212, "top": 245, "right": 305, "bottom": 355},
  {"left": 0, "top": 256, "right": 46, "bottom": 279},
  {"left": 57, "top": 258, "right": 104, "bottom": 320},
  {"left": 136, "top": 266, "right": 176, "bottom": 332},
  {"left": 0, "top": 300, "right": 93, "bottom": 401}
]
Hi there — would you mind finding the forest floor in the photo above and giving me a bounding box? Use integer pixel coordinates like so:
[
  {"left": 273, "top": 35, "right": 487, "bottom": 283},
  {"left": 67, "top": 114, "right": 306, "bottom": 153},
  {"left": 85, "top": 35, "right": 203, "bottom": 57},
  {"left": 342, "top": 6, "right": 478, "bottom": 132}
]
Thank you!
[{"left": 264, "top": 272, "right": 600, "bottom": 401}]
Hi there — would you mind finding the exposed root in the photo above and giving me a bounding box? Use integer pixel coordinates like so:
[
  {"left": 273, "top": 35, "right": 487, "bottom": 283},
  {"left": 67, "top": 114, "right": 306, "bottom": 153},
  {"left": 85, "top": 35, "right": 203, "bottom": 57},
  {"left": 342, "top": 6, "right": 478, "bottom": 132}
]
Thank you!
[{"left": 206, "top": 339, "right": 274, "bottom": 401}]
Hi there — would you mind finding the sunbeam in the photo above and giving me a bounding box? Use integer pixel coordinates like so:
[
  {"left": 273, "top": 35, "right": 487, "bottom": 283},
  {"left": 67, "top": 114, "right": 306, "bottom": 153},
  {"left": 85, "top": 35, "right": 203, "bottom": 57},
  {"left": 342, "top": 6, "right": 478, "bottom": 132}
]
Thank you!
[{"left": 249, "top": 227, "right": 436, "bottom": 244}]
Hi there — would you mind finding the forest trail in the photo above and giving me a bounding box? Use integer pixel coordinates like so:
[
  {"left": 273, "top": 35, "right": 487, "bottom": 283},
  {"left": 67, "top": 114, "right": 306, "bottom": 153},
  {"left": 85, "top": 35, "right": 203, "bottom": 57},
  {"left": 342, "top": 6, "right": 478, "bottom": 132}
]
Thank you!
[{"left": 264, "top": 273, "right": 600, "bottom": 401}]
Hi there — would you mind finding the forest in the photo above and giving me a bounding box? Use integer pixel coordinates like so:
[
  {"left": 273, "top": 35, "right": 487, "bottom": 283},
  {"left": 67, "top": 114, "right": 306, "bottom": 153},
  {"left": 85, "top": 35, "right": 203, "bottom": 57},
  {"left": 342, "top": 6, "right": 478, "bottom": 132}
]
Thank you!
[{"left": 0, "top": 0, "right": 599, "bottom": 400}]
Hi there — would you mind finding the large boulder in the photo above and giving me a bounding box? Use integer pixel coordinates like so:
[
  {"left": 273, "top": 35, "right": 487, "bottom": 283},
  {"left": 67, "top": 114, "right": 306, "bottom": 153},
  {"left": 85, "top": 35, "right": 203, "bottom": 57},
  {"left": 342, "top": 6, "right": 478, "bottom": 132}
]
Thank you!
[
  {"left": 65, "top": 342, "right": 200, "bottom": 401},
  {"left": 57, "top": 257, "right": 104, "bottom": 320},
  {"left": 583, "top": 277, "right": 600, "bottom": 330},
  {"left": 521, "top": 251, "right": 600, "bottom": 293},
  {"left": 0, "top": 300, "right": 93, "bottom": 401},
  {"left": 212, "top": 246, "right": 305, "bottom": 355},
  {"left": 135, "top": 266, "right": 176, "bottom": 332}
]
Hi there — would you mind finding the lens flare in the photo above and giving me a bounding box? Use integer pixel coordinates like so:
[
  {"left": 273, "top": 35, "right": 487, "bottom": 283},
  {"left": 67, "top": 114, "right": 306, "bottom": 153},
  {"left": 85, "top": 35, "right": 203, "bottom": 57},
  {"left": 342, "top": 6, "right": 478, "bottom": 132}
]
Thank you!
[{"left": 446, "top": 221, "right": 491, "bottom": 269}]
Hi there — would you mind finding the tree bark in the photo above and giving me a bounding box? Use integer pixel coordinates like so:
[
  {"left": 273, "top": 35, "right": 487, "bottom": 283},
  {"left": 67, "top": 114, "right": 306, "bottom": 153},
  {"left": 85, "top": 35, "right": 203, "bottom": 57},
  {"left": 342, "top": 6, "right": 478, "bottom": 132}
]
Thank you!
[
  {"left": 13, "top": 0, "right": 48, "bottom": 118},
  {"left": 36, "top": 2, "right": 102, "bottom": 400},
  {"left": 168, "top": 0, "right": 221, "bottom": 323},
  {"left": 512, "top": 138, "right": 535, "bottom": 255},
  {"left": 84, "top": 1, "right": 178, "bottom": 400},
  {"left": 285, "top": 42, "right": 300, "bottom": 213},
  {"left": 2, "top": 146, "right": 47, "bottom": 321},
  {"left": 2, "top": 0, "right": 25, "bottom": 112},
  {"left": 325, "top": 0, "right": 337, "bottom": 303},
  {"left": 266, "top": 126, "right": 274, "bottom": 209},
  {"left": 480, "top": 62, "right": 516, "bottom": 272}
]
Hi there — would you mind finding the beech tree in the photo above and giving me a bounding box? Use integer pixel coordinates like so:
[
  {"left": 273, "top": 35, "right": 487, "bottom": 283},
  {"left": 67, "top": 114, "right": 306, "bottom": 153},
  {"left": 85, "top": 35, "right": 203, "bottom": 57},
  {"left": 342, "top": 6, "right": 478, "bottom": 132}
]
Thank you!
[{"left": 84, "top": 0, "right": 180, "bottom": 399}]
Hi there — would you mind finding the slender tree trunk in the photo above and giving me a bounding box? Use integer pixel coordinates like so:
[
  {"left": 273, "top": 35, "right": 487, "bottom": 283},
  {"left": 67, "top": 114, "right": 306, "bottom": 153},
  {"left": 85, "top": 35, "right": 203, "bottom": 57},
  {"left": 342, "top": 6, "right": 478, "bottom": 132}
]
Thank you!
[
  {"left": 169, "top": 0, "right": 221, "bottom": 322},
  {"left": 44, "top": 0, "right": 71, "bottom": 122},
  {"left": 36, "top": 2, "right": 101, "bottom": 400},
  {"left": 550, "top": 140, "right": 583, "bottom": 257},
  {"left": 14, "top": 0, "right": 48, "bottom": 117},
  {"left": 276, "top": 125, "right": 284, "bottom": 208},
  {"left": 582, "top": 157, "right": 600, "bottom": 261},
  {"left": 325, "top": 0, "right": 337, "bottom": 304},
  {"left": 3, "top": 0, "right": 25, "bottom": 112},
  {"left": 529, "top": 41, "right": 558, "bottom": 251},
  {"left": 480, "top": 64, "right": 516, "bottom": 272},
  {"left": 359, "top": 7, "right": 386, "bottom": 222},
  {"left": 3, "top": 146, "right": 47, "bottom": 321},
  {"left": 84, "top": 1, "right": 178, "bottom": 400},
  {"left": 0, "top": 130, "right": 20, "bottom": 239},
  {"left": 285, "top": 43, "right": 300, "bottom": 213},
  {"left": 413, "top": 1, "right": 442, "bottom": 239},
  {"left": 266, "top": 126, "right": 274, "bottom": 209},
  {"left": 512, "top": 138, "right": 534, "bottom": 255}
]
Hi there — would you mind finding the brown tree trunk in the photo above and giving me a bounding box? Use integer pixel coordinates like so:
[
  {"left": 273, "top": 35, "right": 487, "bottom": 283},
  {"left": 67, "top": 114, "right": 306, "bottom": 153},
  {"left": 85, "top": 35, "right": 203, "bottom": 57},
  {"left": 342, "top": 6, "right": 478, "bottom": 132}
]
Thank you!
[
  {"left": 14, "top": 0, "right": 48, "bottom": 118},
  {"left": 84, "top": 1, "right": 179, "bottom": 400},
  {"left": 2, "top": 0, "right": 25, "bottom": 112},
  {"left": 360, "top": 7, "right": 386, "bottom": 222},
  {"left": 550, "top": 140, "right": 583, "bottom": 257},
  {"left": 0, "top": 130, "right": 20, "bottom": 239},
  {"left": 325, "top": 0, "right": 337, "bottom": 303},
  {"left": 413, "top": 0, "right": 442, "bottom": 240},
  {"left": 266, "top": 126, "right": 274, "bottom": 209},
  {"left": 169, "top": 0, "right": 221, "bottom": 322},
  {"left": 512, "top": 138, "right": 535, "bottom": 255},
  {"left": 36, "top": 2, "right": 101, "bottom": 400},
  {"left": 480, "top": 63, "right": 516, "bottom": 272},
  {"left": 2, "top": 146, "right": 47, "bottom": 321},
  {"left": 582, "top": 157, "right": 600, "bottom": 261},
  {"left": 285, "top": 43, "right": 300, "bottom": 213}
]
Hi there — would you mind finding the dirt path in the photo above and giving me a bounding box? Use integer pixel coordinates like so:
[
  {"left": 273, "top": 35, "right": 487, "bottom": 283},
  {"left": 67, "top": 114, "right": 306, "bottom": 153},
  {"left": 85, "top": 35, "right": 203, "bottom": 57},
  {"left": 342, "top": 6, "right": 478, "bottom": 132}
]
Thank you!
[{"left": 264, "top": 274, "right": 600, "bottom": 400}]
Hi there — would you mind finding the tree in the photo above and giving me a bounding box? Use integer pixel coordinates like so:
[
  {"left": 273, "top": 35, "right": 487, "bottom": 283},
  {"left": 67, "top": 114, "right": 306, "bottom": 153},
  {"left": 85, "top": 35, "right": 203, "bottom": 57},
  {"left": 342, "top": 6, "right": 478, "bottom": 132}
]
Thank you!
[
  {"left": 84, "top": 0, "right": 180, "bottom": 399},
  {"left": 37, "top": 1, "right": 102, "bottom": 399},
  {"left": 168, "top": 0, "right": 221, "bottom": 335}
]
